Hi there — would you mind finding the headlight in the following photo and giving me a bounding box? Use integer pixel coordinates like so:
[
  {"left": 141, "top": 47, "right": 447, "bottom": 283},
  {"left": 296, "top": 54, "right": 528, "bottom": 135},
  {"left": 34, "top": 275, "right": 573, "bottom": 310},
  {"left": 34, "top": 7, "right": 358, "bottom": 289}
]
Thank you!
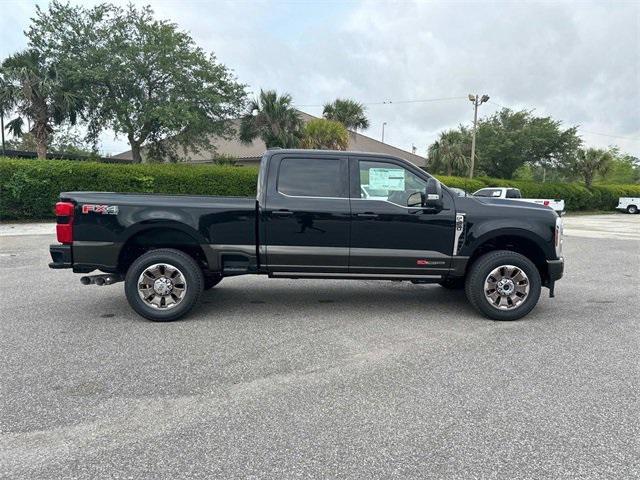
[{"left": 555, "top": 216, "right": 563, "bottom": 257}]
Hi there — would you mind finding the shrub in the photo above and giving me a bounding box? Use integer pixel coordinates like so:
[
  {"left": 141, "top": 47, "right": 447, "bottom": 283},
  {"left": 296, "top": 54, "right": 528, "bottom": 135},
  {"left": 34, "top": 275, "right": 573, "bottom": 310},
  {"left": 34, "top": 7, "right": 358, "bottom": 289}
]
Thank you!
[{"left": 0, "top": 157, "right": 259, "bottom": 219}]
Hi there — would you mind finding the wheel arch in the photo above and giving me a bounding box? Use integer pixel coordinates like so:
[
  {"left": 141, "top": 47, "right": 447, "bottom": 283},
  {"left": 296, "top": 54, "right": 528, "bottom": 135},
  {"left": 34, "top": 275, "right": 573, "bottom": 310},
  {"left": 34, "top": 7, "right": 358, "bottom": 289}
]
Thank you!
[
  {"left": 118, "top": 224, "right": 213, "bottom": 273},
  {"left": 464, "top": 230, "right": 551, "bottom": 285}
]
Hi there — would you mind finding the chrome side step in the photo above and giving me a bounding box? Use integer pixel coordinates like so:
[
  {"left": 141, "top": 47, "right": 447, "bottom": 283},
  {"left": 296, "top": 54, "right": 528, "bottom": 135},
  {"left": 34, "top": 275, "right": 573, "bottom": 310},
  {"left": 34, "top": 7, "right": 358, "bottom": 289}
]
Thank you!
[{"left": 269, "top": 272, "right": 442, "bottom": 281}]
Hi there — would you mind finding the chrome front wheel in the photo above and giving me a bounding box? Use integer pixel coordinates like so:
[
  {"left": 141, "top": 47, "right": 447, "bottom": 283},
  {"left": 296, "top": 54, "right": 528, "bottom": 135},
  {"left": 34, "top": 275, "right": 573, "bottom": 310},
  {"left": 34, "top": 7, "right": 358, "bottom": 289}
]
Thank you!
[{"left": 484, "top": 265, "right": 530, "bottom": 310}]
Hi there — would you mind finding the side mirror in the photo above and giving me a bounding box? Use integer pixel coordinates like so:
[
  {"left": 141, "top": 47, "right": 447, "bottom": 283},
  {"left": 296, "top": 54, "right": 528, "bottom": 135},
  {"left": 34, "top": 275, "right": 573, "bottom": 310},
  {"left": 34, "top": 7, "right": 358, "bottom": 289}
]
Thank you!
[
  {"left": 425, "top": 178, "right": 443, "bottom": 210},
  {"left": 407, "top": 191, "right": 425, "bottom": 207}
]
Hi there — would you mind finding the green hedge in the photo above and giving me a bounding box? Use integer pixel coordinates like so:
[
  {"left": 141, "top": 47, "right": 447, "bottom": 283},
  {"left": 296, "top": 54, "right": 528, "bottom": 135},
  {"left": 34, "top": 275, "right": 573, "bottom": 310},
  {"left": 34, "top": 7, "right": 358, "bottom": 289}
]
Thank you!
[
  {"left": 435, "top": 174, "right": 640, "bottom": 212},
  {"left": 1, "top": 157, "right": 639, "bottom": 219},
  {"left": 0, "top": 157, "right": 259, "bottom": 219}
]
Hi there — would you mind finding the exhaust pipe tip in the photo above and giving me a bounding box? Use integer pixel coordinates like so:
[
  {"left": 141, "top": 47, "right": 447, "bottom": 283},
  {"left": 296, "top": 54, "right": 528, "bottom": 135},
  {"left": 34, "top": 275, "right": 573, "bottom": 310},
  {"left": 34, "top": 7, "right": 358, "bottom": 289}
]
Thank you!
[{"left": 80, "top": 276, "right": 92, "bottom": 285}]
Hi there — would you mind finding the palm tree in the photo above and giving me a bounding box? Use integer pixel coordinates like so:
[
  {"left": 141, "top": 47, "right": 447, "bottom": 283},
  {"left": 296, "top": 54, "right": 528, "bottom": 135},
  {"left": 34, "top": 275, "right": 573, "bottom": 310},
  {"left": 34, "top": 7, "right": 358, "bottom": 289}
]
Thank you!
[
  {"left": 239, "top": 90, "right": 302, "bottom": 148},
  {"left": 427, "top": 130, "right": 469, "bottom": 176},
  {"left": 0, "top": 50, "right": 81, "bottom": 158},
  {"left": 300, "top": 118, "right": 349, "bottom": 150},
  {"left": 322, "top": 98, "right": 369, "bottom": 133},
  {"left": 573, "top": 148, "right": 613, "bottom": 187}
]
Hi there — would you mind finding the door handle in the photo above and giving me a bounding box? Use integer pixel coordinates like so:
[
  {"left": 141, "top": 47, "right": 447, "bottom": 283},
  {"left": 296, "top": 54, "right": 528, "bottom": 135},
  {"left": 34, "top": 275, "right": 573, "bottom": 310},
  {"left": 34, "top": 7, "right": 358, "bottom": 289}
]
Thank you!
[
  {"left": 272, "top": 209, "right": 294, "bottom": 217},
  {"left": 356, "top": 212, "right": 379, "bottom": 218}
]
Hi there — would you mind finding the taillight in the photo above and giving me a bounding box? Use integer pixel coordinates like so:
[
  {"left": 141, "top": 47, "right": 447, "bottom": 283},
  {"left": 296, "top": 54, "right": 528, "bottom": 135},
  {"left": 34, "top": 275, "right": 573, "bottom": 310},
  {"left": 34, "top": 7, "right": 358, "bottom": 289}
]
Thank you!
[
  {"left": 55, "top": 201, "right": 74, "bottom": 244},
  {"left": 543, "top": 200, "right": 550, "bottom": 206}
]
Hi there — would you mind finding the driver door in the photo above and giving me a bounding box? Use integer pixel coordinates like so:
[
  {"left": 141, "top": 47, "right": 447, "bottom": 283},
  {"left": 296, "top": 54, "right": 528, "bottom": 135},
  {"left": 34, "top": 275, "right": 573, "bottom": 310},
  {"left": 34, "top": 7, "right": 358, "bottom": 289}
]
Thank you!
[{"left": 348, "top": 157, "right": 456, "bottom": 275}]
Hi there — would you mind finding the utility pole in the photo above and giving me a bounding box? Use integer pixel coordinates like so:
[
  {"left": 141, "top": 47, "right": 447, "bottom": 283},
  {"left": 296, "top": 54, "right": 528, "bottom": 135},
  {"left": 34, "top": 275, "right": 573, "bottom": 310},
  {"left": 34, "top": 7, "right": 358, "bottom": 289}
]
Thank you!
[
  {"left": 381, "top": 122, "right": 387, "bottom": 143},
  {"left": 468, "top": 93, "right": 489, "bottom": 179},
  {"left": 0, "top": 112, "right": 4, "bottom": 155}
]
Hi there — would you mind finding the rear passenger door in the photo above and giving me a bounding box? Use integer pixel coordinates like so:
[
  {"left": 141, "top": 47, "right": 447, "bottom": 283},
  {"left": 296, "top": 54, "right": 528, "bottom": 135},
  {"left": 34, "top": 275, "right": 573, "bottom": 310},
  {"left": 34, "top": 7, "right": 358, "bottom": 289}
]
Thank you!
[{"left": 262, "top": 154, "right": 351, "bottom": 273}]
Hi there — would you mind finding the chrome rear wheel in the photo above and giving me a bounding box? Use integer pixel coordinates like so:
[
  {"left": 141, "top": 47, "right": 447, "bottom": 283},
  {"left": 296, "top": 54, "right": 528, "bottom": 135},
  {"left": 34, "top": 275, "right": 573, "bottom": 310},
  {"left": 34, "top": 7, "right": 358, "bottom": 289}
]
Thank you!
[{"left": 137, "top": 263, "right": 187, "bottom": 310}]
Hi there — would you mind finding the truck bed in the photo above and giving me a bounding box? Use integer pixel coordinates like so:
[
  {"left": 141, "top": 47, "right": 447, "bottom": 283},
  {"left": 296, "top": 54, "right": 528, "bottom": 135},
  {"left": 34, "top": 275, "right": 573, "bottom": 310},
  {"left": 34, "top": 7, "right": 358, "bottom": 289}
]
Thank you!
[{"left": 59, "top": 191, "right": 258, "bottom": 273}]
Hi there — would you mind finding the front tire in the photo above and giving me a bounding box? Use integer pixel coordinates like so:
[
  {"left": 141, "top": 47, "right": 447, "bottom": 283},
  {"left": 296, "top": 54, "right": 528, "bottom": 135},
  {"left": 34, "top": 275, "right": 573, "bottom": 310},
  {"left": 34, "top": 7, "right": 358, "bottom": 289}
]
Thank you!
[
  {"left": 125, "top": 248, "right": 204, "bottom": 322},
  {"left": 627, "top": 205, "right": 638, "bottom": 214},
  {"left": 465, "top": 250, "right": 541, "bottom": 321}
]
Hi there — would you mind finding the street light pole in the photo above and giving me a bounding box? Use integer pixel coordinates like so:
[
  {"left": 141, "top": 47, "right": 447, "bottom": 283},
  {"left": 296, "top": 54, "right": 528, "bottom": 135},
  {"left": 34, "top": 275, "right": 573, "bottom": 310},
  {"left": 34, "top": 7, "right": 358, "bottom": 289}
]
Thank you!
[
  {"left": 468, "top": 93, "right": 489, "bottom": 179},
  {"left": 381, "top": 122, "right": 387, "bottom": 143}
]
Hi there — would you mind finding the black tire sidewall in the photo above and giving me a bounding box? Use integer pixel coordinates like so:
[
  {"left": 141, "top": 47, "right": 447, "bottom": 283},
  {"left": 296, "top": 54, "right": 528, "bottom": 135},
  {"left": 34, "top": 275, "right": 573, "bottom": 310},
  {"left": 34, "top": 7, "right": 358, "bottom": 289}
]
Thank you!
[
  {"left": 627, "top": 205, "right": 637, "bottom": 214},
  {"left": 465, "top": 250, "right": 542, "bottom": 321},
  {"left": 125, "top": 249, "right": 204, "bottom": 322}
]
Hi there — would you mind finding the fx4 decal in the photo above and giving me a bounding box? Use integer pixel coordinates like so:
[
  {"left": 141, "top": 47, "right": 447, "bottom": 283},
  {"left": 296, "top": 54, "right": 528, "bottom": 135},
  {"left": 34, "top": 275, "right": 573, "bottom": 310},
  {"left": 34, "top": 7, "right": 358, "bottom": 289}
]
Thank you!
[{"left": 82, "top": 204, "right": 119, "bottom": 215}]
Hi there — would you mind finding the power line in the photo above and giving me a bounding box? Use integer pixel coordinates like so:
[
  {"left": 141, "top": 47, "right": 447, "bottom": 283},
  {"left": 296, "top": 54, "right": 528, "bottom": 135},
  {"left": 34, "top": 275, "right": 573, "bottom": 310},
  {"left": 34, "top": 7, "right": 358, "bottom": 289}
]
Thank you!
[
  {"left": 488, "top": 100, "right": 640, "bottom": 143},
  {"left": 297, "top": 96, "right": 467, "bottom": 108},
  {"left": 580, "top": 130, "right": 640, "bottom": 142},
  {"left": 298, "top": 96, "right": 639, "bottom": 144}
]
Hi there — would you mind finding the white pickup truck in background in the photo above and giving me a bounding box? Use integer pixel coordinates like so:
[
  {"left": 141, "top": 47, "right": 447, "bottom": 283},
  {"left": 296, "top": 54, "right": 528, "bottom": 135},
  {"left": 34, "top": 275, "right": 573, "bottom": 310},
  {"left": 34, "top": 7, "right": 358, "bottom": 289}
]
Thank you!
[
  {"left": 616, "top": 197, "right": 639, "bottom": 214},
  {"left": 473, "top": 187, "right": 565, "bottom": 215}
]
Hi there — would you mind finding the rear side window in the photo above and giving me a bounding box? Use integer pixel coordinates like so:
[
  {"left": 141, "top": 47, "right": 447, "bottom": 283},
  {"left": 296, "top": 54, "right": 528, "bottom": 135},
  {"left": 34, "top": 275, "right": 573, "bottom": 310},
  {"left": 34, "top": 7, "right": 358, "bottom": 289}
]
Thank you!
[
  {"left": 506, "top": 189, "right": 522, "bottom": 199},
  {"left": 277, "top": 158, "right": 345, "bottom": 198},
  {"left": 475, "top": 188, "right": 502, "bottom": 197}
]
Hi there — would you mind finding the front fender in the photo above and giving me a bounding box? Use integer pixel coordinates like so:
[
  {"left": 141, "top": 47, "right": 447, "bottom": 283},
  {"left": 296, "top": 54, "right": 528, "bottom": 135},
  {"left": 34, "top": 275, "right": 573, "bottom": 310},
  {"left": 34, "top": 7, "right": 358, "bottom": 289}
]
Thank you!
[{"left": 461, "top": 219, "right": 555, "bottom": 259}]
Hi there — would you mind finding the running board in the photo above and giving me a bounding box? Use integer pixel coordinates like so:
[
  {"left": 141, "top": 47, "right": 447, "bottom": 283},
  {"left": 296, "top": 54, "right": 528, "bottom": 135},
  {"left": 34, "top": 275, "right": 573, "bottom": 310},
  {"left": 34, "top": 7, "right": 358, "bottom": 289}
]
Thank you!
[{"left": 269, "top": 272, "right": 442, "bottom": 281}]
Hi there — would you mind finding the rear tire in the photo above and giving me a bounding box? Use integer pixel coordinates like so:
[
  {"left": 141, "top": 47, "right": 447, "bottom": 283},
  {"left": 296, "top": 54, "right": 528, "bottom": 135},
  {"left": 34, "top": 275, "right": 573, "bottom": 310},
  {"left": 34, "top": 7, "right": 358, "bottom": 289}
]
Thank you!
[
  {"left": 125, "top": 248, "right": 204, "bottom": 322},
  {"left": 627, "top": 205, "right": 638, "bottom": 214},
  {"left": 465, "top": 250, "right": 541, "bottom": 321}
]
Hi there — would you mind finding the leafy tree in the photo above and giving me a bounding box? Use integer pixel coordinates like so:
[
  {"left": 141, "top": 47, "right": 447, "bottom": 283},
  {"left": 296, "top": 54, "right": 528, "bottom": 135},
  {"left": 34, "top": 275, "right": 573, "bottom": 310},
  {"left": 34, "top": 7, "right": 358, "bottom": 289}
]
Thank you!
[
  {"left": 4, "top": 126, "right": 96, "bottom": 157},
  {"left": 475, "top": 108, "right": 581, "bottom": 179},
  {"left": 28, "top": 2, "right": 246, "bottom": 162},
  {"left": 598, "top": 151, "right": 640, "bottom": 184},
  {"left": 571, "top": 147, "right": 614, "bottom": 187},
  {"left": 0, "top": 49, "right": 81, "bottom": 158},
  {"left": 427, "top": 129, "right": 470, "bottom": 176},
  {"left": 239, "top": 90, "right": 302, "bottom": 148},
  {"left": 300, "top": 118, "right": 349, "bottom": 150},
  {"left": 323, "top": 98, "right": 369, "bottom": 133}
]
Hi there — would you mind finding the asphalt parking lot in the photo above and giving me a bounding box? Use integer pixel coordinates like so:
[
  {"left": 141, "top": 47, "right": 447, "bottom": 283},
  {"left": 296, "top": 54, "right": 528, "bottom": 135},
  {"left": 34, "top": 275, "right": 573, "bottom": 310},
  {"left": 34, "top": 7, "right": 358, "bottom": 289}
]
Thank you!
[{"left": 1, "top": 214, "right": 639, "bottom": 479}]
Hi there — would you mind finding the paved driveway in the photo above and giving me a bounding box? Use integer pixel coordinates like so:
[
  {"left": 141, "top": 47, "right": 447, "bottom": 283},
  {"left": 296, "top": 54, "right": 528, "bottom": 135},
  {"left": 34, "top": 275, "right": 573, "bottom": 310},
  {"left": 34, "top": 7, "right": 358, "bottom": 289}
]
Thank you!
[{"left": 1, "top": 215, "right": 638, "bottom": 479}]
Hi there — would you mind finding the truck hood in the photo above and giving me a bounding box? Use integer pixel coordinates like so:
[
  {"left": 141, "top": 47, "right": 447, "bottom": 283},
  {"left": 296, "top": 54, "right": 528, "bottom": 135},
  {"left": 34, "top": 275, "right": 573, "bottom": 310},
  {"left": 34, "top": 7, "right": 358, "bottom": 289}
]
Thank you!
[
  {"left": 472, "top": 197, "right": 549, "bottom": 210},
  {"left": 472, "top": 196, "right": 556, "bottom": 213}
]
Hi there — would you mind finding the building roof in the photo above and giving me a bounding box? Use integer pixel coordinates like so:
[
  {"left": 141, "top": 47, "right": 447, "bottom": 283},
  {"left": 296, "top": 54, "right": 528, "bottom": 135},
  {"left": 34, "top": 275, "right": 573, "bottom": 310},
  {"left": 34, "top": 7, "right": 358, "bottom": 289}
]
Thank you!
[{"left": 112, "top": 110, "right": 426, "bottom": 167}]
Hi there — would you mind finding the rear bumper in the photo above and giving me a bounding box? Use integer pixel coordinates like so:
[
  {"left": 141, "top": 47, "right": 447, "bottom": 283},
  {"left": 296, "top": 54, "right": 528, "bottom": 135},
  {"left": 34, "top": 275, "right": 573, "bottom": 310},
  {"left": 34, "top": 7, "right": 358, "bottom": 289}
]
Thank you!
[
  {"left": 49, "top": 244, "right": 72, "bottom": 269},
  {"left": 547, "top": 257, "right": 564, "bottom": 281}
]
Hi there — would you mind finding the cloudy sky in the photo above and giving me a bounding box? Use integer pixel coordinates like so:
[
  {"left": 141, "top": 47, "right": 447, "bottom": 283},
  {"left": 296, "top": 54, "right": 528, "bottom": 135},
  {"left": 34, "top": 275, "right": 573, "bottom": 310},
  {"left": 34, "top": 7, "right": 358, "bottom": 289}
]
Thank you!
[{"left": 1, "top": 0, "right": 638, "bottom": 157}]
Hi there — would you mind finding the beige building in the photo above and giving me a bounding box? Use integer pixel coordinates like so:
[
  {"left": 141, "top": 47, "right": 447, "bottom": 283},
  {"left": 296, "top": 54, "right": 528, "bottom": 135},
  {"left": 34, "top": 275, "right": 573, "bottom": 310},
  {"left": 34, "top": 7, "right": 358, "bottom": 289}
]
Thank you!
[{"left": 112, "top": 111, "right": 426, "bottom": 167}]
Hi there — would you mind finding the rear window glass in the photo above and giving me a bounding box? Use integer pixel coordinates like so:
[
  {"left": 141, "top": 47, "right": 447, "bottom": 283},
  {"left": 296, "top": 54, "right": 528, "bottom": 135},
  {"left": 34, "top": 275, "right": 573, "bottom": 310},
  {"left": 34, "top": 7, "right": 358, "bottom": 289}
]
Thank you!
[
  {"left": 278, "top": 158, "right": 345, "bottom": 198},
  {"left": 506, "top": 189, "right": 522, "bottom": 198}
]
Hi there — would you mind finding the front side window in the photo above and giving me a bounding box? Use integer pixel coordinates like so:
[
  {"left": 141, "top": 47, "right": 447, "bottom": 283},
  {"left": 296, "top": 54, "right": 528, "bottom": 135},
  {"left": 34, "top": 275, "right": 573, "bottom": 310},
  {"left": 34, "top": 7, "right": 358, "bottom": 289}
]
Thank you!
[
  {"left": 358, "top": 161, "right": 427, "bottom": 205},
  {"left": 277, "top": 158, "right": 345, "bottom": 198}
]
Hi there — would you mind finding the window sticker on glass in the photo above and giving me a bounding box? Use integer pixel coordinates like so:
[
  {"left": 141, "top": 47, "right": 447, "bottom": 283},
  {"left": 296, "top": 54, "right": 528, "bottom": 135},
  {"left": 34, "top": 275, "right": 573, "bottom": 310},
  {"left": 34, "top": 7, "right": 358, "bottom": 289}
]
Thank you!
[{"left": 369, "top": 168, "right": 405, "bottom": 191}]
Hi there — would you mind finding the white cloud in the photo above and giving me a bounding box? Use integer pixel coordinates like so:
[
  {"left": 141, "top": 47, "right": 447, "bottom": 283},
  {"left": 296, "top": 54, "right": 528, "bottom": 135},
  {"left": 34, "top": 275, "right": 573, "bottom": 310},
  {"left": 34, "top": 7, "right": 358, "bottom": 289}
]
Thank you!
[{"left": 1, "top": 0, "right": 638, "bottom": 156}]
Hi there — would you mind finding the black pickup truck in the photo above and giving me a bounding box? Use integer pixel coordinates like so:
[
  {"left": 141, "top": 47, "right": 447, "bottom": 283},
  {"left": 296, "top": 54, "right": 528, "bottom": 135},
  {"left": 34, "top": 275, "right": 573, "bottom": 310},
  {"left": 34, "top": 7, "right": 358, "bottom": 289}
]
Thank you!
[{"left": 49, "top": 149, "right": 564, "bottom": 322}]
